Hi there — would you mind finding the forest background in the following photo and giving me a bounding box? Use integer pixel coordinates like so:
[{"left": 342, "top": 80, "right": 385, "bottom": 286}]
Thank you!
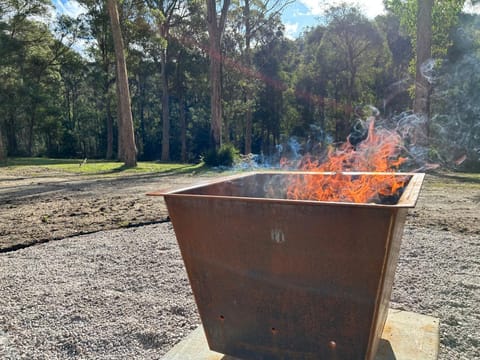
[{"left": 1, "top": 0, "right": 479, "bottom": 171}]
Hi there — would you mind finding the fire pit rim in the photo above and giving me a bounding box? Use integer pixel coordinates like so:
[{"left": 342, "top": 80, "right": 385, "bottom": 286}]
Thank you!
[{"left": 150, "top": 171, "right": 424, "bottom": 208}]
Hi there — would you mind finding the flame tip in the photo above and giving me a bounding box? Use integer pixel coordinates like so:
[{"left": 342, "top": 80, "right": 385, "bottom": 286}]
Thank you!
[{"left": 286, "top": 121, "right": 408, "bottom": 203}]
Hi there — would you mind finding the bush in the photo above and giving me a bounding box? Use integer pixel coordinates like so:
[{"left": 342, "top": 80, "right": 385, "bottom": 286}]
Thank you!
[{"left": 204, "top": 143, "right": 239, "bottom": 167}]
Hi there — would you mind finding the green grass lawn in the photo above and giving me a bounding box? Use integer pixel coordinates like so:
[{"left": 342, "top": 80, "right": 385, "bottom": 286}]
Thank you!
[{"left": 0, "top": 157, "right": 205, "bottom": 176}]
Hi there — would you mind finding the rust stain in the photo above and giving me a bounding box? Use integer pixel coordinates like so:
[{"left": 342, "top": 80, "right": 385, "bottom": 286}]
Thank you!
[
  {"left": 421, "top": 323, "right": 437, "bottom": 333},
  {"left": 382, "top": 324, "right": 393, "bottom": 335}
]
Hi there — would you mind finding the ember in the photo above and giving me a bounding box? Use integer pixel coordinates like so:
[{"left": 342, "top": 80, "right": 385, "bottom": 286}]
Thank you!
[{"left": 286, "top": 118, "right": 408, "bottom": 203}]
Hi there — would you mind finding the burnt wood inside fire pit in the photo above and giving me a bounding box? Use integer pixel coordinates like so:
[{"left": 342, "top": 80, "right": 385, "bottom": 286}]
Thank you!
[{"left": 157, "top": 171, "right": 424, "bottom": 360}]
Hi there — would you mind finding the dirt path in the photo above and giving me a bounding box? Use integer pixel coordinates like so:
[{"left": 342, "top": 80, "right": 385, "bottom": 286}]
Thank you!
[
  {"left": 1, "top": 168, "right": 479, "bottom": 251},
  {"left": 0, "top": 168, "right": 218, "bottom": 251}
]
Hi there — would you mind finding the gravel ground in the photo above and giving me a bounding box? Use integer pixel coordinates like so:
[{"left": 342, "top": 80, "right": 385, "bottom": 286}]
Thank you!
[
  {"left": 391, "top": 227, "right": 479, "bottom": 360},
  {"left": 0, "top": 223, "right": 200, "bottom": 360},
  {"left": 0, "top": 221, "right": 479, "bottom": 359}
]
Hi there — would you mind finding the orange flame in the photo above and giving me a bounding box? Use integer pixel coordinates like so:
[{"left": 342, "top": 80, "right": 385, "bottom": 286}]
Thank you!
[{"left": 286, "top": 119, "right": 408, "bottom": 203}]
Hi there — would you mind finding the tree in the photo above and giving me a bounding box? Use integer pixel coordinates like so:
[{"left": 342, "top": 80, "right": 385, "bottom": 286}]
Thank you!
[
  {"left": 252, "top": 30, "right": 294, "bottom": 153},
  {"left": 146, "top": 0, "right": 189, "bottom": 161},
  {"left": 78, "top": 0, "right": 117, "bottom": 159},
  {"left": 318, "top": 5, "right": 390, "bottom": 141},
  {"left": 430, "top": 13, "right": 480, "bottom": 169},
  {"left": 231, "top": 0, "right": 292, "bottom": 154},
  {"left": 106, "top": 0, "right": 137, "bottom": 167},
  {"left": 292, "top": 26, "right": 329, "bottom": 141},
  {"left": 206, "top": 0, "right": 231, "bottom": 150},
  {"left": 0, "top": 125, "right": 5, "bottom": 161},
  {"left": 0, "top": 0, "right": 78, "bottom": 157},
  {"left": 412, "top": 0, "right": 433, "bottom": 142},
  {"left": 375, "top": 14, "right": 413, "bottom": 115},
  {"left": 384, "top": 0, "right": 465, "bottom": 143},
  {"left": 169, "top": 3, "right": 210, "bottom": 161},
  {"left": 241, "top": 0, "right": 254, "bottom": 154}
]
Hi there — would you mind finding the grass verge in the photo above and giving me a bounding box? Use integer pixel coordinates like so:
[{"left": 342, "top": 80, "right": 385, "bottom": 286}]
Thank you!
[{"left": 0, "top": 157, "right": 205, "bottom": 176}]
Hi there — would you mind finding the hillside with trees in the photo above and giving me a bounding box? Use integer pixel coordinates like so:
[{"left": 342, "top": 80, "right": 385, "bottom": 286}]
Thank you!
[{"left": 0, "top": 0, "right": 479, "bottom": 169}]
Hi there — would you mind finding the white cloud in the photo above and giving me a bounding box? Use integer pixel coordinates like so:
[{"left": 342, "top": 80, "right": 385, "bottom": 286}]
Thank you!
[
  {"left": 52, "top": 0, "right": 87, "bottom": 19},
  {"left": 463, "top": 3, "right": 480, "bottom": 14},
  {"left": 285, "top": 22, "right": 300, "bottom": 40},
  {"left": 357, "top": 0, "right": 386, "bottom": 18},
  {"left": 298, "top": 0, "right": 385, "bottom": 18},
  {"left": 298, "top": 0, "right": 324, "bottom": 16}
]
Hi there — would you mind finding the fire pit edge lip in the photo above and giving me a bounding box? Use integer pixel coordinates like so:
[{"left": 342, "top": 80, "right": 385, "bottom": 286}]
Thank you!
[{"left": 152, "top": 171, "right": 425, "bottom": 209}]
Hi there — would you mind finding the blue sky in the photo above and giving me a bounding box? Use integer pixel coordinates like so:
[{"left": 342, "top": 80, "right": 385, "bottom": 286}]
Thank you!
[
  {"left": 51, "top": 0, "right": 86, "bottom": 20},
  {"left": 50, "top": 0, "right": 387, "bottom": 39},
  {"left": 52, "top": 0, "right": 479, "bottom": 40},
  {"left": 282, "top": 0, "right": 480, "bottom": 38},
  {"left": 282, "top": 0, "right": 387, "bottom": 39}
]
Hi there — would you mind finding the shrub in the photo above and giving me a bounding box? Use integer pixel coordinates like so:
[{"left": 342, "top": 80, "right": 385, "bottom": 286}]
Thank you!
[{"left": 204, "top": 143, "right": 239, "bottom": 167}]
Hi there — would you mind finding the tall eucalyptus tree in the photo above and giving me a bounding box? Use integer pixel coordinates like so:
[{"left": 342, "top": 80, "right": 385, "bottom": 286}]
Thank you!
[
  {"left": 206, "top": 0, "right": 231, "bottom": 150},
  {"left": 107, "top": 0, "right": 137, "bottom": 166},
  {"left": 384, "top": 0, "right": 465, "bottom": 144}
]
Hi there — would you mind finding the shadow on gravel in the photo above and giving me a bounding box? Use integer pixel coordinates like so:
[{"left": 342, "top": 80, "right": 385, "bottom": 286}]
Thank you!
[
  {"left": 0, "top": 165, "right": 213, "bottom": 203},
  {"left": 0, "top": 158, "right": 81, "bottom": 167},
  {"left": 0, "top": 219, "right": 171, "bottom": 254},
  {"left": 432, "top": 172, "right": 480, "bottom": 184},
  {"left": 102, "top": 163, "right": 201, "bottom": 175}
]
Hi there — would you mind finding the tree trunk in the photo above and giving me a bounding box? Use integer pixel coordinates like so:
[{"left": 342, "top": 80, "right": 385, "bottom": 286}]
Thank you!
[
  {"left": 116, "top": 91, "right": 124, "bottom": 160},
  {"left": 6, "top": 111, "right": 17, "bottom": 155},
  {"left": 209, "top": 35, "right": 223, "bottom": 150},
  {"left": 160, "top": 48, "right": 170, "bottom": 161},
  {"left": 106, "top": 96, "right": 114, "bottom": 159},
  {"left": 98, "top": 4, "right": 114, "bottom": 160},
  {"left": 27, "top": 110, "right": 35, "bottom": 156},
  {"left": 413, "top": 0, "right": 433, "bottom": 144},
  {"left": 0, "top": 124, "right": 5, "bottom": 162},
  {"left": 244, "top": 0, "right": 253, "bottom": 155},
  {"left": 137, "top": 72, "right": 146, "bottom": 158},
  {"left": 245, "top": 96, "right": 253, "bottom": 154},
  {"left": 206, "top": 0, "right": 230, "bottom": 150},
  {"left": 104, "top": 57, "right": 114, "bottom": 160},
  {"left": 179, "top": 94, "right": 187, "bottom": 163},
  {"left": 175, "top": 54, "right": 187, "bottom": 163},
  {"left": 107, "top": 0, "right": 137, "bottom": 167}
]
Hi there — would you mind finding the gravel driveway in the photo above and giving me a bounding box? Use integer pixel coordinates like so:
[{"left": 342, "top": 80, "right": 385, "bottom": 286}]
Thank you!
[
  {"left": 0, "top": 223, "right": 199, "bottom": 359},
  {"left": 1, "top": 221, "right": 478, "bottom": 359},
  {"left": 1, "top": 172, "right": 479, "bottom": 359}
]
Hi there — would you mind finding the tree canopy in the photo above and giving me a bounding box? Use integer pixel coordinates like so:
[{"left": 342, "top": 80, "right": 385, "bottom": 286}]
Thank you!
[{"left": 0, "top": 0, "right": 478, "bottom": 169}]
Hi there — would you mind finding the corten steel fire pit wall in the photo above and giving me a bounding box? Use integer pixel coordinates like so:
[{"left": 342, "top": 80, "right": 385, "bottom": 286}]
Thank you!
[{"left": 158, "top": 171, "right": 425, "bottom": 360}]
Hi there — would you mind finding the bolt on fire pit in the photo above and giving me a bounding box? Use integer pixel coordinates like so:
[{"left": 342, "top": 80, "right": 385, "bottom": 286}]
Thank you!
[{"left": 153, "top": 171, "right": 425, "bottom": 360}]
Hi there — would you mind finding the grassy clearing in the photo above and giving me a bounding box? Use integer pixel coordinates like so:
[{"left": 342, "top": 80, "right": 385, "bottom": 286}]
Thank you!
[{"left": 0, "top": 157, "right": 205, "bottom": 176}]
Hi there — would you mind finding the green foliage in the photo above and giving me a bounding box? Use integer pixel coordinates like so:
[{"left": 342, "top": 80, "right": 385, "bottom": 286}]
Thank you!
[
  {"left": 0, "top": 0, "right": 478, "bottom": 173},
  {"left": 384, "top": 0, "right": 466, "bottom": 59},
  {"left": 0, "top": 0, "right": 68, "bottom": 157},
  {"left": 290, "top": 4, "right": 392, "bottom": 142},
  {"left": 204, "top": 143, "right": 240, "bottom": 167},
  {"left": 430, "top": 14, "right": 480, "bottom": 169}
]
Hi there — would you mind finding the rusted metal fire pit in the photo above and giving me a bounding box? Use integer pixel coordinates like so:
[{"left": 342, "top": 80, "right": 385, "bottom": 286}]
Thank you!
[{"left": 156, "top": 171, "right": 424, "bottom": 360}]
